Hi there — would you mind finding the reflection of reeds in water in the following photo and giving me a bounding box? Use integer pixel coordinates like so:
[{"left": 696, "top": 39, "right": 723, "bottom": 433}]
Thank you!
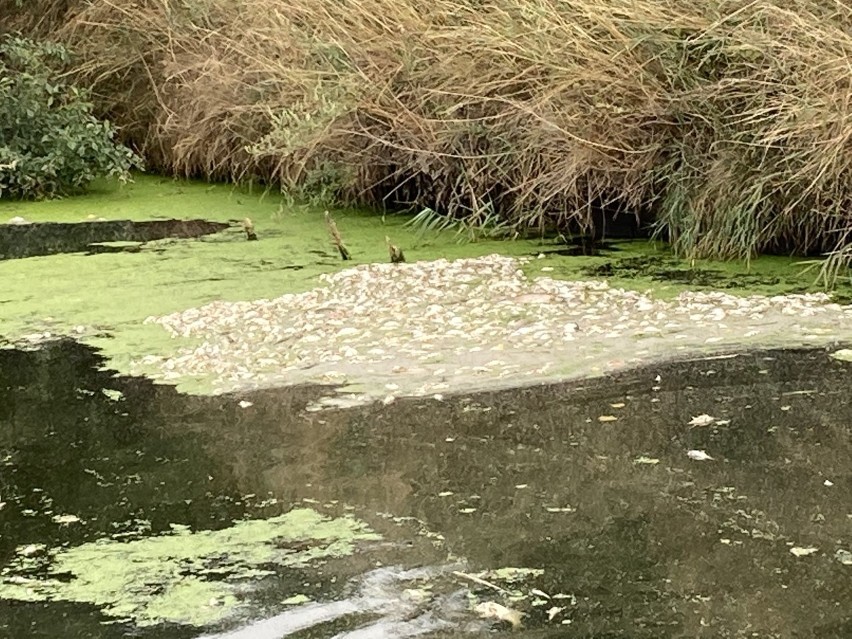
[{"left": 8, "top": 0, "right": 852, "bottom": 280}]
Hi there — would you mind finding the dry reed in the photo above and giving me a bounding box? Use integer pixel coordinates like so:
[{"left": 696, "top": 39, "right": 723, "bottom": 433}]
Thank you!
[{"left": 4, "top": 0, "right": 852, "bottom": 277}]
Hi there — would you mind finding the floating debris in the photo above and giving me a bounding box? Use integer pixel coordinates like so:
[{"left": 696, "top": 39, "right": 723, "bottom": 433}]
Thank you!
[
  {"left": 452, "top": 571, "right": 509, "bottom": 594},
  {"left": 101, "top": 388, "right": 124, "bottom": 402},
  {"left": 634, "top": 456, "right": 660, "bottom": 465},
  {"left": 136, "top": 255, "right": 852, "bottom": 400},
  {"left": 689, "top": 414, "right": 716, "bottom": 427},
  {"left": 242, "top": 217, "right": 258, "bottom": 241},
  {"left": 829, "top": 349, "right": 852, "bottom": 362},
  {"left": 386, "top": 236, "right": 405, "bottom": 263},
  {"left": 474, "top": 601, "right": 524, "bottom": 629},
  {"left": 17, "top": 544, "right": 45, "bottom": 557},
  {"left": 545, "top": 506, "right": 575, "bottom": 513},
  {"left": 687, "top": 450, "right": 714, "bottom": 461},
  {"left": 790, "top": 546, "right": 819, "bottom": 557}
]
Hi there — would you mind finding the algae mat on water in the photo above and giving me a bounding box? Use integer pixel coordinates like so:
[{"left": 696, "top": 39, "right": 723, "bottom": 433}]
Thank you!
[
  {"left": 2, "top": 174, "right": 849, "bottom": 392},
  {"left": 0, "top": 508, "right": 380, "bottom": 627},
  {"left": 0, "top": 175, "right": 542, "bottom": 379}
]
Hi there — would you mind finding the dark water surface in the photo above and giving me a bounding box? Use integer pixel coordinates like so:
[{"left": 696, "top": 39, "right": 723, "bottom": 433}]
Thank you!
[
  {"left": 0, "top": 219, "right": 230, "bottom": 260},
  {"left": 0, "top": 342, "right": 850, "bottom": 638}
]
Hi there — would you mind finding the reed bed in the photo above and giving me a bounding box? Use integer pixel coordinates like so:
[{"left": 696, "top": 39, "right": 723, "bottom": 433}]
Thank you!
[{"left": 4, "top": 0, "right": 852, "bottom": 274}]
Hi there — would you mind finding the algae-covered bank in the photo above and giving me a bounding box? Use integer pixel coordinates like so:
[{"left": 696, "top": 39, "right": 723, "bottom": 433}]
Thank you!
[{"left": 2, "top": 175, "right": 852, "bottom": 399}]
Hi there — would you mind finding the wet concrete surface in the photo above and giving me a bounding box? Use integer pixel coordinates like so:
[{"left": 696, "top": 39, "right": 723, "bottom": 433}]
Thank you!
[{"left": 0, "top": 341, "right": 850, "bottom": 637}]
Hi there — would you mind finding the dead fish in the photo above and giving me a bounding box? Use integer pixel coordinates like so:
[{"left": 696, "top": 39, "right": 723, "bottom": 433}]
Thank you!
[
  {"left": 688, "top": 414, "right": 715, "bottom": 427},
  {"left": 474, "top": 601, "right": 523, "bottom": 629},
  {"left": 789, "top": 546, "right": 819, "bottom": 557},
  {"left": 687, "top": 449, "right": 714, "bottom": 461}
]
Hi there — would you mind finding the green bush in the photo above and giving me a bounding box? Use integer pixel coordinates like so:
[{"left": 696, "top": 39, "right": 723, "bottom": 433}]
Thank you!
[{"left": 0, "top": 34, "right": 141, "bottom": 199}]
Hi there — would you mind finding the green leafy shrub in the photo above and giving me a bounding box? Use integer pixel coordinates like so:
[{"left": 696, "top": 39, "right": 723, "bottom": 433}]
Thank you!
[{"left": 0, "top": 34, "right": 141, "bottom": 199}]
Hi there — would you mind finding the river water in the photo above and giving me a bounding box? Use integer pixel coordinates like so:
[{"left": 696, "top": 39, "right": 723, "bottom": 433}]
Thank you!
[{"left": 0, "top": 341, "right": 849, "bottom": 638}]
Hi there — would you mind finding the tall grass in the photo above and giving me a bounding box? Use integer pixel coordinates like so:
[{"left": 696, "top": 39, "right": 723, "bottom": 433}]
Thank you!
[{"left": 4, "top": 0, "right": 852, "bottom": 278}]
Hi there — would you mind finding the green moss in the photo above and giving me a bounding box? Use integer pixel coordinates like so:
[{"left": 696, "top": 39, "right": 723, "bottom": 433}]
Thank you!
[
  {"left": 0, "top": 508, "right": 381, "bottom": 627},
  {"left": 522, "top": 240, "right": 852, "bottom": 301}
]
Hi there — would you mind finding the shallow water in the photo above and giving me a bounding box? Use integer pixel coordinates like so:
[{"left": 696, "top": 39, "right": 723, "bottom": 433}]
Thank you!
[
  {"left": 0, "top": 342, "right": 850, "bottom": 638},
  {"left": 0, "top": 219, "right": 231, "bottom": 260}
]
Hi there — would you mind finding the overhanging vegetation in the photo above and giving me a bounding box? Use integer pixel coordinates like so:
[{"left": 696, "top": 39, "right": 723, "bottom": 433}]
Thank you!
[{"left": 3, "top": 0, "right": 852, "bottom": 278}]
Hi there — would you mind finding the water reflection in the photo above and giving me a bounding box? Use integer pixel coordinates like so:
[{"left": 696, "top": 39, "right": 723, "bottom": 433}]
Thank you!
[{"left": 0, "top": 341, "right": 850, "bottom": 637}]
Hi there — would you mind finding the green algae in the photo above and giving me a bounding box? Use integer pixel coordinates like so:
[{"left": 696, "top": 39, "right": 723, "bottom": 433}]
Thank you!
[
  {"left": 0, "top": 508, "right": 381, "bottom": 628},
  {"left": 0, "top": 176, "right": 258, "bottom": 223},
  {"left": 0, "top": 174, "right": 537, "bottom": 385},
  {"left": 522, "top": 240, "right": 852, "bottom": 301},
  {"left": 2, "top": 174, "right": 850, "bottom": 393}
]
